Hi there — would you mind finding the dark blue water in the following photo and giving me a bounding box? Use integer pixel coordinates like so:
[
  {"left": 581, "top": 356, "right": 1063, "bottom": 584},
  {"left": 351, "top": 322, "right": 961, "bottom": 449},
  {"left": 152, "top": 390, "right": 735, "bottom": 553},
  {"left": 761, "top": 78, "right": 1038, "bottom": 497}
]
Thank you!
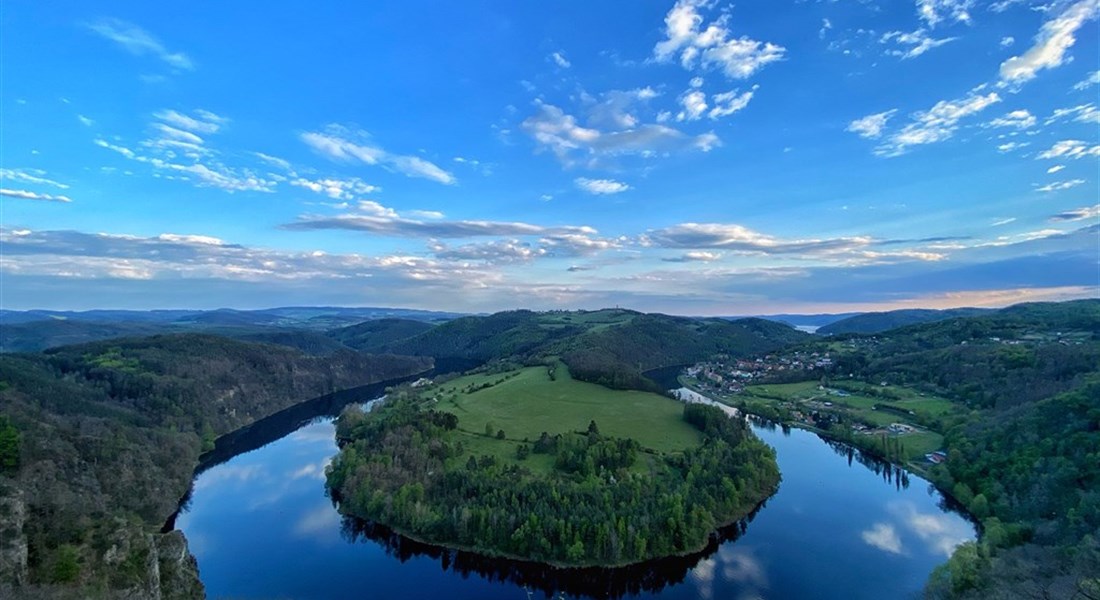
[{"left": 175, "top": 395, "right": 974, "bottom": 599}]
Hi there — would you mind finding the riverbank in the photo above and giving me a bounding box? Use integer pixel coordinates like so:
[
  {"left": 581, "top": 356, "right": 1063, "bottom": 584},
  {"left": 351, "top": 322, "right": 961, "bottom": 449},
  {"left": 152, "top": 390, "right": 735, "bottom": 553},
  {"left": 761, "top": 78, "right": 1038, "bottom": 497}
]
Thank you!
[
  {"left": 673, "top": 379, "right": 938, "bottom": 477},
  {"left": 0, "top": 341, "right": 433, "bottom": 599}
]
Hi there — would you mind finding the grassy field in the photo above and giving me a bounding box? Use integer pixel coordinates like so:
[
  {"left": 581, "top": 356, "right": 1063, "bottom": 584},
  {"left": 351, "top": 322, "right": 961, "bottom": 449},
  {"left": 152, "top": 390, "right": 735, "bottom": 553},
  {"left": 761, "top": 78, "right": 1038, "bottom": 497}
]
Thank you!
[
  {"left": 746, "top": 381, "right": 956, "bottom": 423},
  {"left": 741, "top": 381, "right": 947, "bottom": 461},
  {"left": 534, "top": 309, "right": 637, "bottom": 333},
  {"left": 428, "top": 362, "right": 702, "bottom": 460}
]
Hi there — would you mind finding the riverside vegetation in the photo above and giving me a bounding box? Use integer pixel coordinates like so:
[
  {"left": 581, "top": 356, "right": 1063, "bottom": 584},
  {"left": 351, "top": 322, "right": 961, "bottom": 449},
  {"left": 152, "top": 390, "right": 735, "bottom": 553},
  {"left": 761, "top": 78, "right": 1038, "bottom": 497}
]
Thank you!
[
  {"left": 327, "top": 363, "right": 780, "bottom": 566},
  {"left": 0, "top": 334, "right": 431, "bottom": 598},
  {"left": 684, "top": 300, "right": 1100, "bottom": 599}
]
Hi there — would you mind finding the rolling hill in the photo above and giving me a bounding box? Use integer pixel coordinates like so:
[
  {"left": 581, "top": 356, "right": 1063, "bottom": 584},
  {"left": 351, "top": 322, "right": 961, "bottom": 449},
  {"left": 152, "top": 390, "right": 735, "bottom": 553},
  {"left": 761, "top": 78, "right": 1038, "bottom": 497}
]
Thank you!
[{"left": 817, "top": 307, "right": 993, "bottom": 335}]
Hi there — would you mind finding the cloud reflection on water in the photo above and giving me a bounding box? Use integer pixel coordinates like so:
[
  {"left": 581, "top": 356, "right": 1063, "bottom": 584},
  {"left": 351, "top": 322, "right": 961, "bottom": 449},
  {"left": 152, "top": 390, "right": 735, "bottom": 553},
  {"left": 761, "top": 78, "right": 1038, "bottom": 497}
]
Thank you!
[{"left": 861, "top": 522, "right": 904, "bottom": 555}]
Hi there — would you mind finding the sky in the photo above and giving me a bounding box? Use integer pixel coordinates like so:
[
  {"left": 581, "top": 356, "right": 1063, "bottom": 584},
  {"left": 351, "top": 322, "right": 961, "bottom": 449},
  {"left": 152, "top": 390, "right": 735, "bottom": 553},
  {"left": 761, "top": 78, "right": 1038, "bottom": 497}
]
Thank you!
[{"left": 1, "top": 0, "right": 1097, "bottom": 315}]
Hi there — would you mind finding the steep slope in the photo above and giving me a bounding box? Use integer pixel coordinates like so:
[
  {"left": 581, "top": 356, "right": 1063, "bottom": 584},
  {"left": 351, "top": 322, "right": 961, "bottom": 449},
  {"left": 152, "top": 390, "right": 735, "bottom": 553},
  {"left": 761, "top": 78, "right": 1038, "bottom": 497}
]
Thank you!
[
  {"left": 0, "top": 335, "right": 431, "bottom": 597},
  {"left": 327, "top": 318, "right": 436, "bottom": 352}
]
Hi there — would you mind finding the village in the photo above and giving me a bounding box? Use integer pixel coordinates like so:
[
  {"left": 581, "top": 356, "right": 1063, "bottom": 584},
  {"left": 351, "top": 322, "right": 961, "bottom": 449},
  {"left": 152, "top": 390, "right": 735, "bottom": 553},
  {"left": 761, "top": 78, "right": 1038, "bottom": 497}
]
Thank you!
[{"left": 680, "top": 352, "right": 950, "bottom": 466}]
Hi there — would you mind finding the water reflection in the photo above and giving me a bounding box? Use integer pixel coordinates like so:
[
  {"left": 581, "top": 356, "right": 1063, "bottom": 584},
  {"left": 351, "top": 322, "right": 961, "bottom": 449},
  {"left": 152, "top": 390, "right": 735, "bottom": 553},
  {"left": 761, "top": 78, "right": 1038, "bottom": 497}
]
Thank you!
[
  {"left": 339, "top": 509, "right": 762, "bottom": 600},
  {"left": 174, "top": 372, "right": 976, "bottom": 600}
]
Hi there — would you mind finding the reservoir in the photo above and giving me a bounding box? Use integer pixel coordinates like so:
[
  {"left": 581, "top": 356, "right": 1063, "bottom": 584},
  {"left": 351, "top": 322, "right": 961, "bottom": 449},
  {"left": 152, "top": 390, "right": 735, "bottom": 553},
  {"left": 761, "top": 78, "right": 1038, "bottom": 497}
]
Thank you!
[{"left": 174, "top": 376, "right": 975, "bottom": 599}]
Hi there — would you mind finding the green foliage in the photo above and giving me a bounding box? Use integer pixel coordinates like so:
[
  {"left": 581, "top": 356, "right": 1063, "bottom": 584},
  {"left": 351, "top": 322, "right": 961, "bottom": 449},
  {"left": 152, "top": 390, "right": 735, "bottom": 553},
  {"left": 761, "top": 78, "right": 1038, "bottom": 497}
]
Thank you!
[
  {"left": 50, "top": 544, "right": 81, "bottom": 584},
  {"left": 327, "top": 318, "right": 435, "bottom": 353},
  {"left": 328, "top": 396, "right": 778, "bottom": 566},
  {"left": 818, "top": 307, "right": 993, "bottom": 335},
  {"left": 0, "top": 334, "right": 431, "bottom": 593},
  {"left": 367, "top": 309, "right": 806, "bottom": 393},
  {"left": 0, "top": 416, "right": 20, "bottom": 472},
  {"left": 810, "top": 301, "right": 1100, "bottom": 598}
]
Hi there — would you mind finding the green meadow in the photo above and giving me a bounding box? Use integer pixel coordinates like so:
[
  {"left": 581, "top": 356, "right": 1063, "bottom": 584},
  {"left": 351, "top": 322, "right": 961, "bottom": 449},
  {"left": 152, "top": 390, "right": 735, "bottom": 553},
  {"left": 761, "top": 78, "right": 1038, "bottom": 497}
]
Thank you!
[{"left": 426, "top": 362, "right": 702, "bottom": 466}]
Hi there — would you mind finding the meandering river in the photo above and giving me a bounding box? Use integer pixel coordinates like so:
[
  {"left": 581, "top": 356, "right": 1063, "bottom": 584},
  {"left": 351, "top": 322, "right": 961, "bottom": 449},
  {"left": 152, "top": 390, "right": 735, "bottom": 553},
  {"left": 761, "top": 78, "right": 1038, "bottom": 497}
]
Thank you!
[{"left": 174, "top": 374, "right": 974, "bottom": 599}]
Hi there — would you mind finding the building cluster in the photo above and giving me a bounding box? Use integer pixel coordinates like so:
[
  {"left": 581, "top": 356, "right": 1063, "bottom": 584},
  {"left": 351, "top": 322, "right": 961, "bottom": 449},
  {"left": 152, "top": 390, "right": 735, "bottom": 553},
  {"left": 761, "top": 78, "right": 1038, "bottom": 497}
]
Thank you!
[{"left": 685, "top": 351, "right": 835, "bottom": 394}]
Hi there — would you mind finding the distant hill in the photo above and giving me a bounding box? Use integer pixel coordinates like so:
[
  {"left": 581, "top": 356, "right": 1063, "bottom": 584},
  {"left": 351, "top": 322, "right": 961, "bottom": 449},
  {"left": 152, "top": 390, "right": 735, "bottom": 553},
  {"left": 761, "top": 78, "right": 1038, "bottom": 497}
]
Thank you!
[
  {"left": 817, "top": 307, "right": 993, "bottom": 335},
  {"left": 738, "top": 312, "right": 862, "bottom": 328},
  {"left": 0, "top": 306, "right": 465, "bottom": 329},
  {"left": 373, "top": 308, "right": 809, "bottom": 392},
  {"left": 0, "top": 306, "right": 465, "bottom": 353},
  {"left": 0, "top": 319, "right": 172, "bottom": 352},
  {"left": 327, "top": 318, "right": 436, "bottom": 353}
]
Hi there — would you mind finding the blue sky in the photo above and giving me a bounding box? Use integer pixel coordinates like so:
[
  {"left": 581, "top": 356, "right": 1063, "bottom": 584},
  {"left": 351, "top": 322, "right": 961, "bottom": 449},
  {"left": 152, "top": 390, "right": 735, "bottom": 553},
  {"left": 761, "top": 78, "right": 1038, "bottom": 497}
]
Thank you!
[{"left": 1, "top": 0, "right": 1097, "bottom": 314}]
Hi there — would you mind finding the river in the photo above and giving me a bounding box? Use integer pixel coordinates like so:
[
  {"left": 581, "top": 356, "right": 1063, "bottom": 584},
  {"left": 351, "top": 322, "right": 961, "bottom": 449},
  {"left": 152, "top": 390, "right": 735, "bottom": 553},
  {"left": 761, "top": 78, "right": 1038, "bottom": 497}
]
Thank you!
[{"left": 173, "top": 372, "right": 974, "bottom": 599}]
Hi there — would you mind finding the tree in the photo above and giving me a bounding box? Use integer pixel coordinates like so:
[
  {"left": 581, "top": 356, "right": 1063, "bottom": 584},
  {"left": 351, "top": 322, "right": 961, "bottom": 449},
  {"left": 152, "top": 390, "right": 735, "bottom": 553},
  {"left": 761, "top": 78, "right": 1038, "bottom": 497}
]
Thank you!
[
  {"left": 0, "top": 416, "right": 20, "bottom": 472},
  {"left": 587, "top": 420, "right": 600, "bottom": 435}
]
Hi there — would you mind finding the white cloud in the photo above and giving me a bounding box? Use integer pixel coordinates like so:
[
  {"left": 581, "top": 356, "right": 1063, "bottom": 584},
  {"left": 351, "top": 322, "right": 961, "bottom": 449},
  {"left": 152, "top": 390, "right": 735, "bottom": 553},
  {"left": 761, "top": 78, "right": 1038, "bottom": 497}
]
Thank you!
[
  {"left": 999, "top": 0, "right": 1100, "bottom": 84},
  {"left": 290, "top": 177, "right": 380, "bottom": 200},
  {"left": 87, "top": 18, "right": 193, "bottom": 70},
  {"left": 1000, "top": 36, "right": 1015, "bottom": 47},
  {"left": 1074, "top": 70, "right": 1100, "bottom": 90},
  {"left": 1047, "top": 104, "right": 1100, "bottom": 125},
  {"left": 575, "top": 177, "right": 631, "bottom": 194},
  {"left": 154, "top": 109, "right": 225, "bottom": 134},
  {"left": 990, "top": 0, "right": 1027, "bottom": 12},
  {"left": 847, "top": 110, "right": 898, "bottom": 139},
  {"left": 991, "top": 217, "right": 1017, "bottom": 226},
  {"left": 708, "top": 86, "right": 757, "bottom": 119},
  {"left": 1036, "top": 179, "right": 1086, "bottom": 192},
  {"left": 997, "top": 141, "right": 1030, "bottom": 152},
  {"left": 77, "top": 115, "right": 95, "bottom": 127},
  {"left": 1037, "top": 139, "right": 1100, "bottom": 159},
  {"left": 876, "top": 92, "right": 1001, "bottom": 156},
  {"left": 1047, "top": 164, "right": 1066, "bottom": 173},
  {"left": 677, "top": 90, "right": 708, "bottom": 121},
  {"left": 881, "top": 29, "right": 958, "bottom": 59},
  {"left": 549, "top": 51, "right": 571, "bottom": 68},
  {"left": 0, "top": 188, "right": 72, "bottom": 203},
  {"left": 653, "top": 0, "right": 786, "bottom": 79},
  {"left": 522, "top": 100, "right": 718, "bottom": 166},
  {"left": 987, "top": 109, "right": 1036, "bottom": 128},
  {"left": 662, "top": 251, "right": 723, "bottom": 262},
  {"left": 917, "top": 0, "right": 974, "bottom": 27},
  {"left": 0, "top": 168, "right": 69, "bottom": 189},
  {"left": 94, "top": 138, "right": 276, "bottom": 193},
  {"left": 585, "top": 87, "right": 660, "bottom": 129},
  {"left": 154, "top": 123, "right": 204, "bottom": 145},
  {"left": 647, "top": 222, "right": 874, "bottom": 255},
  {"left": 430, "top": 239, "right": 546, "bottom": 263},
  {"left": 1050, "top": 204, "right": 1100, "bottom": 221},
  {"left": 300, "top": 126, "right": 456, "bottom": 185},
  {"left": 253, "top": 152, "right": 292, "bottom": 171},
  {"left": 286, "top": 201, "right": 597, "bottom": 239}
]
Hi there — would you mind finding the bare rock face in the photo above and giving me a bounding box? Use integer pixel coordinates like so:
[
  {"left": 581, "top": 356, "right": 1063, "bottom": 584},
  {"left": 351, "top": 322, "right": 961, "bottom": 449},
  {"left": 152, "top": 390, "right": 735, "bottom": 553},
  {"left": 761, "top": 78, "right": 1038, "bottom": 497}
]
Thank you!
[
  {"left": 0, "top": 481, "right": 28, "bottom": 587},
  {"left": 155, "top": 531, "right": 204, "bottom": 600}
]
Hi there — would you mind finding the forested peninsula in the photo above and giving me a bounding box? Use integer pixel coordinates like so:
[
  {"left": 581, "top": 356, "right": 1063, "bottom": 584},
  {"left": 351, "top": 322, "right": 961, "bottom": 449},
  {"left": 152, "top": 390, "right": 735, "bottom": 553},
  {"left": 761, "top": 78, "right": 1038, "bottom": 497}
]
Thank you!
[{"left": 326, "top": 364, "right": 780, "bottom": 567}]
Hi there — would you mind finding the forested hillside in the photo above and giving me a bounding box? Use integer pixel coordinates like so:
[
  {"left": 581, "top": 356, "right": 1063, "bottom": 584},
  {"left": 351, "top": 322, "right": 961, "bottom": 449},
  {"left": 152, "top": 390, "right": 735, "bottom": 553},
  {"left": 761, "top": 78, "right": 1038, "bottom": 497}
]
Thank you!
[
  {"left": 817, "top": 307, "right": 992, "bottom": 335},
  {"left": 558, "top": 315, "right": 807, "bottom": 392},
  {"left": 371, "top": 309, "right": 807, "bottom": 392},
  {"left": 793, "top": 300, "right": 1099, "bottom": 598},
  {"left": 327, "top": 318, "right": 435, "bottom": 353},
  {"left": 0, "top": 335, "right": 431, "bottom": 598}
]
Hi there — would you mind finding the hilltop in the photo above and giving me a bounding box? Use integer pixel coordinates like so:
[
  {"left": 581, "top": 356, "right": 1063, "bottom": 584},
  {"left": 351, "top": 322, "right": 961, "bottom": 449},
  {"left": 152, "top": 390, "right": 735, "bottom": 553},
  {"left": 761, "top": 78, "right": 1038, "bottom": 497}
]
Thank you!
[{"left": 817, "top": 307, "right": 995, "bottom": 335}]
